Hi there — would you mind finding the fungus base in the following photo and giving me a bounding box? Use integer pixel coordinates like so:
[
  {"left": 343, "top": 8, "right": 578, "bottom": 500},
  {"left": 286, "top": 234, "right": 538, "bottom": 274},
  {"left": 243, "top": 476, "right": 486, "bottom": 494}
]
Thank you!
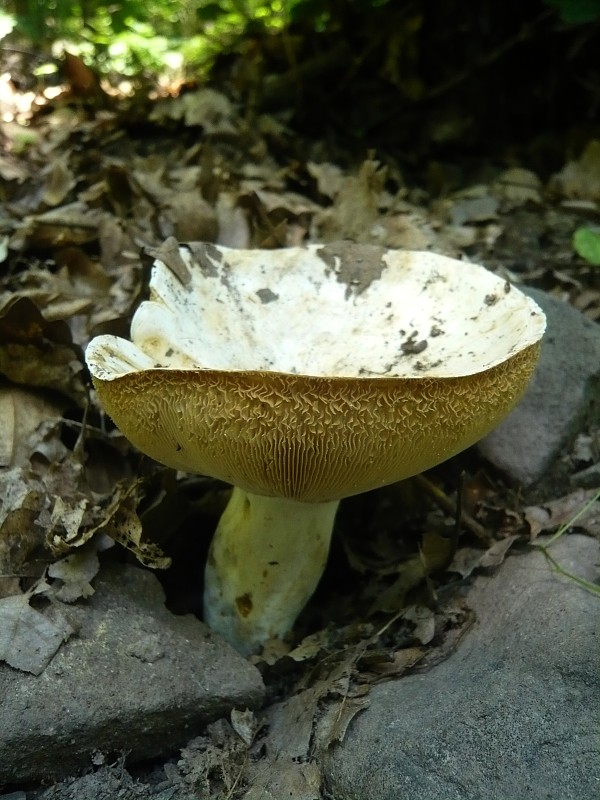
[{"left": 203, "top": 487, "right": 339, "bottom": 654}]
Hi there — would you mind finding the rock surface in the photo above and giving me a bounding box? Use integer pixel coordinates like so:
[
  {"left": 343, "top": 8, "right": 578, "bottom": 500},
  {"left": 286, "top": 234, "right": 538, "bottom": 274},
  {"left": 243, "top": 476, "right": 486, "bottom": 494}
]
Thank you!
[
  {"left": 324, "top": 534, "right": 600, "bottom": 800},
  {"left": 0, "top": 563, "right": 265, "bottom": 785},
  {"left": 478, "top": 287, "right": 600, "bottom": 487}
]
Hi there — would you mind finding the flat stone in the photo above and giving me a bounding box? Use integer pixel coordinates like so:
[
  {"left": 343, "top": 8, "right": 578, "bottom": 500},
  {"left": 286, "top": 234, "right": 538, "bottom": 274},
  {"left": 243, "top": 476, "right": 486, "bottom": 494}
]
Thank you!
[
  {"left": 325, "top": 534, "right": 600, "bottom": 800},
  {"left": 477, "top": 288, "right": 600, "bottom": 487},
  {"left": 0, "top": 563, "right": 265, "bottom": 785}
]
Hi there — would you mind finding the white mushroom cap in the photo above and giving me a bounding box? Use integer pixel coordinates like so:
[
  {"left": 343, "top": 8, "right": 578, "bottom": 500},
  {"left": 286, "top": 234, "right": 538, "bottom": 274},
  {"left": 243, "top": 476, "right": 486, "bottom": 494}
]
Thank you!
[{"left": 86, "top": 242, "right": 545, "bottom": 502}]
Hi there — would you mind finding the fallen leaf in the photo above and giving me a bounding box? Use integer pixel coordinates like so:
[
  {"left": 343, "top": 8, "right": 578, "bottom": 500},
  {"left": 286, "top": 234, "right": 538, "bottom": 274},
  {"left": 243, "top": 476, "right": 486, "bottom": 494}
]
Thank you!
[
  {"left": 47, "top": 542, "right": 108, "bottom": 602},
  {"left": 550, "top": 139, "right": 600, "bottom": 202},
  {"left": 0, "top": 385, "right": 66, "bottom": 468},
  {"left": 159, "top": 190, "right": 218, "bottom": 242},
  {"left": 449, "top": 189, "right": 499, "bottom": 226},
  {"left": 0, "top": 591, "right": 76, "bottom": 674},
  {"left": 47, "top": 479, "right": 171, "bottom": 569},
  {"left": 525, "top": 489, "right": 600, "bottom": 540},
  {"left": 402, "top": 605, "right": 436, "bottom": 645},
  {"left": 448, "top": 535, "right": 521, "bottom": 578},
  {"left": 314, "top": 694, "right": 370, "bottom": 750},
  {"left": 40, "top": 153, "right": 76, "bottom": 207},
  {"left": 478, "top": 534, "right": 520, "bottom": 568},
  {"left": 150, "top": 88, "right": 239, "bottom": 135},
  {"left": 0, "top": 467, "right": 47, "bottom": 593},
  {"left": 0, "top": 295, "right": 86, "bottom": 404},
  {"left": 243, "top": 758, "right": 321, "bottom": 800},
  {"left": 318, "top": 158, "right": 387, "bottom": 242},
  {"left": 230, "top": 708, "right": 257, "bottom": 747},
  {"left": 362, "top": 645, "right": 425, "bottom": 678},
  {"left": 307, "top": 161, "right": 345, "bottom": 199},
  {"left": 494, "top": 167, "right": 542, "bottom": 208}
]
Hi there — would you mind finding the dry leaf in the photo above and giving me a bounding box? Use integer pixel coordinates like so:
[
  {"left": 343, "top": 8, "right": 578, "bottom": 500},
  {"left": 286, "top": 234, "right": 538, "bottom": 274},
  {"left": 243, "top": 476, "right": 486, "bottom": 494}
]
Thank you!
[
  {"left": 243, "top": 759, "right": 321, "bottom": 800},
  {"left": 550, "top": 139, "right": 600, "bottom": 202},
  {"left": 478, "top": 534, "right": 520, "bottom": 567},
  {"left": 0, "top": 385, "right": 66, "bottom": 468},
  {"left": 160, "top": 191, "right": 218, "bottom": 242},
  {"left": 449, "top": 191, "right": 499, "bottom": 226},
  {"left": 363, "top": 646, "right": 425, "bottom": 678},
  {"left": 493, "top": 167, "right": 542, "bottom": 208},
  {"left": 448, "top": 535, "right": 521, "bottom": 578},
  {"left": 314, "top": 695, "right": 370, "bottom": 750},
  {"left": 307, "top": 161, "right": 345, "bottom": 199},
  {"left": 16, "top": 202, "right": 104, "bottom": 249},
  {"left": 230, "top": 709, "right": 257, "bottom": 747},
  {"left": 318, "top": 158, "right": 387, "bottom": 242},
  {"left": 0, "top": 591, "right": 76, "bottom": 674},
  {"left": 525, "top": 489, "right": 600, "bottom": 540},
  {"left": 40, "top": 154, "right": 76, "bottom": 207},
  {"left": 150, "top": 89, "right": 238, "bottom": 135},
  {"left": 0, "top": 295, "right": 86, "bottom": 404},
  {"left": 0, "top": 467, "right": 46, "bottom": 591},
  {"left": 47, "top": 542, "right": 106, "bottom": 603},
  {"left": 48, "top": 480, "right": 171, "bottom": 569},
  {"left": 216, "top": 192, "right": 251, "bottom": 248},
  {"left": 402, "top": 605, "right": 435, "bottom": 645}
]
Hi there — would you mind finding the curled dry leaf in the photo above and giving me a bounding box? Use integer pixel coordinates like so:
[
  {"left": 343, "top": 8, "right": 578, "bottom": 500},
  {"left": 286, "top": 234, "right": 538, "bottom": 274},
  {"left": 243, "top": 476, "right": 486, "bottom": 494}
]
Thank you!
[
  {"left": 13, "top": 202, "right": 106, "bottom": 250},
  {"left": 493, "top": 167, "right": 543, "bottom": 209},
  {"left": 160, "top": 190, "right": 219, "bottom": 242},
  {"left": 178, "top": 720, "right": 248, "bottom": 798},
  {"left": 48, "top": 480, "right": 171, "bottom": 570},
  {"left": 0, "top": 385, "right": 66, "bottom": 468},
  {"left": 402, "top": 605, "right": 436, "bottom": 645},
  {"left": 230, "top": 709, "right": 257, "bottom": 747},
  {"left": 549, "top": 139, "right": 600, "bottom": 202},
  {"left": 149, "top": 88, "right": 239, "bottom": 135},
  {"left": 362, "top": 646, "right": 425, "bottom": 679},
  {"left": 0, "top": 295, "right": 86, "bottom": 404},
  {"left": 525, "top": 488, "right": 600, "bottom": 540},
  {"left": 448, "top": 534, "right": 521, "bottom": 579},
  {"left": 40, "top": 153, "right": 76, "bottom": 207},
  {"left": 243, "top": 759, "right": 321, "bottom": 800},
  {"left": 317, "top": 158, "right": 387, "bottom": 243},
  {"left": 47, "top": 544, "right": 104, "bottom": 603},
  {"left": 0, "top": 467, "right": 46, "bottom": 594}
]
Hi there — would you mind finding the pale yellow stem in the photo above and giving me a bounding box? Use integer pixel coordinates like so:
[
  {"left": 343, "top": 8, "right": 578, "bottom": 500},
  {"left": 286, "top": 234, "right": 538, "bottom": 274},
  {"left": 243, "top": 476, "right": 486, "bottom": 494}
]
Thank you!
[{"left": 203, "top": 487, "right": 339, "bottom": 654}]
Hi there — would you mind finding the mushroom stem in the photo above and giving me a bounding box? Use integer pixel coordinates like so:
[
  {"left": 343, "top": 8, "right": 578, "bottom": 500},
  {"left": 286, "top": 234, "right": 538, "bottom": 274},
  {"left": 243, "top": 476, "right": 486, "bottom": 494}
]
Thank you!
[{"left": 203, "top": 487, "right": 340, "bottom": 654}]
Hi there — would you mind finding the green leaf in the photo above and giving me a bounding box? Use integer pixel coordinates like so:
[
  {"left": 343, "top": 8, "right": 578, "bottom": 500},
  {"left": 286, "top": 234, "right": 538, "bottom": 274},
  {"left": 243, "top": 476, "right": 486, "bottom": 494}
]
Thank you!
[{"left": 573, "top": 226, "right": 600, "bottom": 266}]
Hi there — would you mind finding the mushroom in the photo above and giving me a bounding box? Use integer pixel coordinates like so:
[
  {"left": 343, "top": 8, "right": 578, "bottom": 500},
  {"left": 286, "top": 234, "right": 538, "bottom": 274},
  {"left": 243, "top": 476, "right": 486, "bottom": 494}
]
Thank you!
[{"left": 85, "top": 242, "right": 546, "bottom": 654}]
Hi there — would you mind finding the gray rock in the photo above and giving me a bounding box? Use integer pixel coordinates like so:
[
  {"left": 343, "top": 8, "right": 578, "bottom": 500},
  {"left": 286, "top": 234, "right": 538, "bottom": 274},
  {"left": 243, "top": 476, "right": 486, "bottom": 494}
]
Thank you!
[
  {"left": 325, "top": 534, "right": 600, "bottom": 800},
  {"left": 0, "top": 563, "right": 264, "bottom": 785},
  {"left": 478, "top": 288, "right": 600, "bottom": 487}
]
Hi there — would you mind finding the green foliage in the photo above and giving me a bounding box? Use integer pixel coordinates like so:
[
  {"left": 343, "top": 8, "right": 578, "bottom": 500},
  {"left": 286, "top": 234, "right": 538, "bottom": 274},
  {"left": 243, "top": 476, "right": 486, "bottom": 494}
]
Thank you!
[
  {"left": 544, "top": 0, "right": 600, "bottom": 24},
  {"left": 3, "top": 0, "right": 289, "bottom": 77},
  {"left": 573, "top": 226, "right": 600, "bottom": 266}
]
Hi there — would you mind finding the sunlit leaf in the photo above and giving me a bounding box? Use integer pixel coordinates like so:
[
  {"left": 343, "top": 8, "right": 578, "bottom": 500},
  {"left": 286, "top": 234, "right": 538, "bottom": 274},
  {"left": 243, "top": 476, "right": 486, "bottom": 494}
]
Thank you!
[{"left": 573, "top": 226, "right": 600, "bottom": 266}]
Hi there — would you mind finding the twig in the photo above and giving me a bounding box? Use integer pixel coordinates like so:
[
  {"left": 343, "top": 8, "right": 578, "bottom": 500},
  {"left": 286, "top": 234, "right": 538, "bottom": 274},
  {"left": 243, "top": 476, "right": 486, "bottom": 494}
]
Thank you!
[{"left": 415, "top": 473, "right": 491, "bottom": 545}]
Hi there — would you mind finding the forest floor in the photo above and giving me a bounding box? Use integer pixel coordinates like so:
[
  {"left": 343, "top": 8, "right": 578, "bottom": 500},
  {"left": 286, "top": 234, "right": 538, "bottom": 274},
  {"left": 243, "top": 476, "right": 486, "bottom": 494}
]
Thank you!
[{"left": 0, "top": 42, "right": 599, "bottom": 798}]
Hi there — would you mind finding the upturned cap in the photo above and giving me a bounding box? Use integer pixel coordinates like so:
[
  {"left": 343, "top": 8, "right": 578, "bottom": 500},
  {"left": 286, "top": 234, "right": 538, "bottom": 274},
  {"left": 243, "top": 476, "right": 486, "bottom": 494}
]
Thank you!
[{"left": 86, "top": 242, "right": 546, "bottom": 502}]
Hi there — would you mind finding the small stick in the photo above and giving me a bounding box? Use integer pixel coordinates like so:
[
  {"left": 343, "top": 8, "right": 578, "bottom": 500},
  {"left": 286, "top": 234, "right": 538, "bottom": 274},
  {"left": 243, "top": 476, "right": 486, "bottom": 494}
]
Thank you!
[{"left": 415, "top": 473, "right": 492, "bottom": 545}]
